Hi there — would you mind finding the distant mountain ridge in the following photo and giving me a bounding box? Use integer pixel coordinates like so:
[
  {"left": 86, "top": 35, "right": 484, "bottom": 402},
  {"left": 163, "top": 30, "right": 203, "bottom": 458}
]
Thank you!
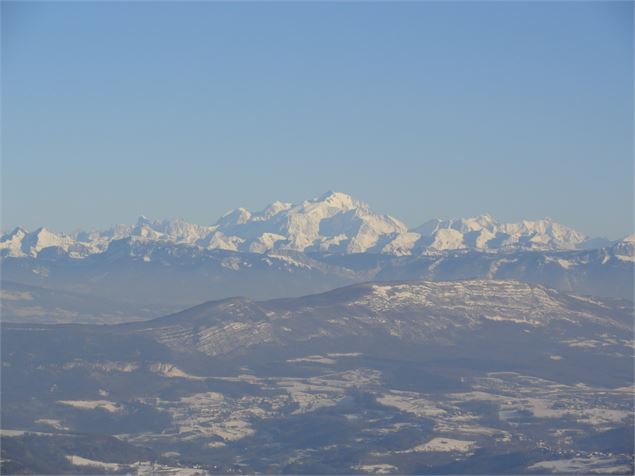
[{"left": 0, "top": 192, "right": 617, "bottom": 259}]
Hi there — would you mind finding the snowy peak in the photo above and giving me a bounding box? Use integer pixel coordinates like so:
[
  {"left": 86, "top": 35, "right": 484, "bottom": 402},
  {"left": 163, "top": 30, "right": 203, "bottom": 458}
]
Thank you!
[
  {"left": 415, "top": 214, "right": 496, "bottom": 235},
  {"left": 210, "top": 191, "right": 407, "bottom": 254},
  {"left": 216, "top": 208, "right": 252, "bottom": 228},
  {"left": 611, "top": 234, "right": 635, "bottom": 262},
  {"left": 255, "top": 201, "right": 292, "bottom": 221},
  {"left": 499, "top": 218, "right": 586, "bottom": 246},
  {"left": 621, "top": 234, "right": 635, "bottom": 243},
  {"left": 4, "top": 226, "right": 27, "bottom": 237},
  {"left": 316, "top": 190, "right": 360, "bottom": 210},
  {"left": 410, "top": 215, "right": 588, "bottom": 252},
  {"left": 123, "top": 217, "right": 214, "bottom": 245},
  {"left": 0, "top": 226, "right": 86, "bottom": 258},
  {"left": 0, "top": 227, "right": 28, "bottom": 257}
]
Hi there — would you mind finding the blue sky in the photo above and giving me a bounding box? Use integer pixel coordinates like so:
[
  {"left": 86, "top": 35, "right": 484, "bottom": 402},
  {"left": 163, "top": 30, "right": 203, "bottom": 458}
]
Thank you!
[{"left": 2, "top": 1, "right": 633, "bottom": 238}]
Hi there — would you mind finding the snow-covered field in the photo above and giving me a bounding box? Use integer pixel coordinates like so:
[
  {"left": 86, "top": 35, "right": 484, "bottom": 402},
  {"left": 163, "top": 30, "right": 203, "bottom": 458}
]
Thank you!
[
  {"left": 411, "top": 437, "right": 476, "bottom": 453},
  {"left": 57, "top": 400, "right": 123, "bottom": 413}
]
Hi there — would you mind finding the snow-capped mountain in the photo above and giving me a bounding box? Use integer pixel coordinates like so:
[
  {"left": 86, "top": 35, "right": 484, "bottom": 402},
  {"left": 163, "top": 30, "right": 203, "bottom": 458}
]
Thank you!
[
  {"left": 0, "top": 226, "right": 95, "bottom": 258},
  {"left": 409, "top": 215, "right": 588, "bottom": 253},
  {"left": 611, "top": 234, "right": 635, "bottom": 262},
  {"left": 0, "top": 192, "right": 620, "bottom": 260},
  {"left": 210, "top": 191, "right": 407, "bottom": 253}
]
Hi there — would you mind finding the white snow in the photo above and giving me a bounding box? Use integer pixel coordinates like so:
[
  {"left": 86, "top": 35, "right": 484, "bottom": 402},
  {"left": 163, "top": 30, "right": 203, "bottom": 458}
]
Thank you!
[
  {"left": 248, "top": 233, "right": 286, "bottom": 253},
  {"left": 428, "top": 228, "right": 465, "bottom": 250},
  {"left": 528, "top": 456, "right": 632, "bottom": 474},
  {"left": 57, "top": 400, "right": 123, "bottom": 413},
  {"left": 354, "top": 464, "right": 399, "bottom": 474},
  {"left": 381, "top": 232, "right": 421, "bottom": 256},
  {"left": 287, "top": 355, "right": 337, "bottom": 365},
  {"left": 149, "top": 363, "right": 206, "bottom": 380},
  {"left": 411, "top": 437, "right": 475, "bottom": 453},
  {"left": 35, "top": 418, "right": 68, "bottom": 430},
  {"left": 377, "top": 391, "right": 447, "bottom": 417},
  {"left": 66, "top": 455, "right": 121, "bottom": 471}
]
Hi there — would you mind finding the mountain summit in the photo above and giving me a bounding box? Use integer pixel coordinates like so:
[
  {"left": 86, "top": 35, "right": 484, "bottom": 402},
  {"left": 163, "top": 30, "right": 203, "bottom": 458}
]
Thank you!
[{"left": 212, "top": 191, "right": 407, "bottom": 254}]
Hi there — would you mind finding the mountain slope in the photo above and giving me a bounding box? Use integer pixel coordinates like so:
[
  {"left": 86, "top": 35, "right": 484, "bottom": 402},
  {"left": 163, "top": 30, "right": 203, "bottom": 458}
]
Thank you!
[
  {"left": 375, "top": 242, "right": 635, "bottom": 300},
  {"left": 1, "top": 237, "right": 631, "bottom": 324},
  {"left": 127, "top": 280, "right": 632, "bottom": 361},
  {"left": 2, "top": 279, "right": 633, "bottom": 474}
]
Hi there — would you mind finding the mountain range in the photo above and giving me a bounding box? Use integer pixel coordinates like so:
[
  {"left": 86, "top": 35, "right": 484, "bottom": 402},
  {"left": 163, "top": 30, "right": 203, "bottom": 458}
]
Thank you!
[
  {"left": 0, "top": 192, "right": 616, "bottom": 259},
  {"left": 1, "top": 192, "right": 632, "bottom": 323}
]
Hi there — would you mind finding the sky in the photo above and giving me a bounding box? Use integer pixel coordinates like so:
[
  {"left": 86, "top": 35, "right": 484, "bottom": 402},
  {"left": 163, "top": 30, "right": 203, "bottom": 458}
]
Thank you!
[{"left": 2, "top": 1, "right": 633, "bottom": 238}]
